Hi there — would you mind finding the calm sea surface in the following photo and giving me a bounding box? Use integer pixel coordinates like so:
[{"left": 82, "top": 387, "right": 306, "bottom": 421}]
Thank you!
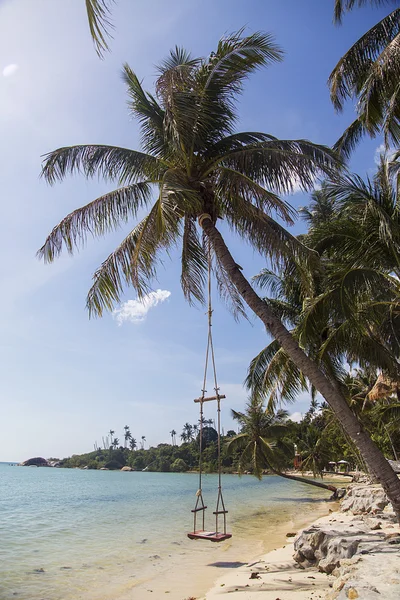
[{"left": 0, "top": 462, "right": 334, "bottom": 600}]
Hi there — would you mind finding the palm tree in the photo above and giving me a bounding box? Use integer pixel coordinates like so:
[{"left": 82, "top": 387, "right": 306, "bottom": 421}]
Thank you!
[
  {"left": 183, "top": 422, "right": 194, "bottom": 442},
  {"left": 123, "top": 425, "right": 131, "bottom": 448},
  {"left": 170, "top": 429, "right": 177, "bottom": 445},
  {"left": 227, "top": 400, "right": 338, "bottom": 495},
  {"left": 108, "top": 429, "right": 115, "bottom": 448},
  {"left": 38, "top": 31, "right": 400, "bottom": 518},
  {"left": 129, "top": 437, "right": 137, "bottom": 451},
  {"left": 298, "top": 426, "right": 331, "bottom": 477},
  {"left": 180, "top": 431, "right": 188, "bottom": 443},
  {"left": 113, "top": 437, "right": 119, "bottom": 449},
  {"left": 330, "top": 0, "right": 400, "bottom": 156},
  {"left": 141, "top": 435, "right": 146, "bottom": 450}
]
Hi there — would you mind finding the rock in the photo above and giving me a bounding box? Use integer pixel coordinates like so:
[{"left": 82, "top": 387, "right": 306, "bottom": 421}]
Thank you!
[
  {"left": 341, "top": 485, "right": 389, "bottom": 515},
  {"left": 365, "top": 518, "right": 382, "bottom": 531},
  {"left": 335, "top": 488, "right": 347, "bottom": 500},
  {"left": 20, "top": 457, "right": 49, "bottom": 467},
  {"left": 121, "top": 466, "right": 133, "bottom": 471},
  {"left": 346, "top": 588, "right": 359, "bottom": 599},
  {"left": 329, "top": 547, "right": 400, "bottom": 600},
  {"left": 286, "top": 532, "right": 297, "bottom": 537},
  {"left": 293, "top": 522, "right": 386, "bottom": 574}
]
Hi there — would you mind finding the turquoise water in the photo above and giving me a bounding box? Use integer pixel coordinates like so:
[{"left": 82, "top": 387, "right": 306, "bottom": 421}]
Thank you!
[{"left": 0, "top": 462, "right": 333, "bottom": 599}]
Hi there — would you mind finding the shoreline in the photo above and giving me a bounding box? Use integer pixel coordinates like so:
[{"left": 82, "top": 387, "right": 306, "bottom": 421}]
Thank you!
[
  {"left": 202, "top": 483, "right": 400, "bottom": 600},
  {"left": 122, "top": 496, "right": 338, "bottom": 600},
  {"left": 204, "top": 511, "right": 338, "bottom": 600}
]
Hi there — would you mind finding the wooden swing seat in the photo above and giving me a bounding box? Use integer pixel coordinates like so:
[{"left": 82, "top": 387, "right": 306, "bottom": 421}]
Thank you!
[{"left": 187, "top": 530, "right": 232, "bottom": 542}]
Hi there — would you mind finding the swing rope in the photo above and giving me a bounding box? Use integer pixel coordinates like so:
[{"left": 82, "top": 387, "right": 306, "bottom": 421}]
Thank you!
[{"left": 193, "top": 232, "right": 227, "bottom": 537}]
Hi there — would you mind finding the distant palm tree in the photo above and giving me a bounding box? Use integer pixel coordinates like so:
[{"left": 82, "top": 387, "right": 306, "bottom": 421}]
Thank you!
[
  {"left": 129, "top": 437, "right": 137, "bottom": 451},
  {"left": 124, "top": 425, "right": 131, "bottom": 448},
  {"left": 170, "top": 429, "right": 177, "bottom": 445},
  {"left": 108, "top": 429, "right": 115, "bottom": 448},
  {"left": 180, "top": 432, "right": 188, "bottom": 443},
  {"left": 183, "top": 423, "right": 194, "bottom": 442},
  {"left": 112, "top": 437, "right": 119, "bottom": 449},
  {"left": 141, "top": 436, "right": 146, "bottom": 450}
]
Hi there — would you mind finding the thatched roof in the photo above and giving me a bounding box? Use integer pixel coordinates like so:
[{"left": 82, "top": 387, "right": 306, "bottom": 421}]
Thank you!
[{"left": 367, "top": 373, "right": 399, "bottom": 402}]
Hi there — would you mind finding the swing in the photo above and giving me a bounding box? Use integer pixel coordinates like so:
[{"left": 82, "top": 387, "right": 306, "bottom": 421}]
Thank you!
[{"left": 187, "top": 238, "right": 232, "bottom": 543}]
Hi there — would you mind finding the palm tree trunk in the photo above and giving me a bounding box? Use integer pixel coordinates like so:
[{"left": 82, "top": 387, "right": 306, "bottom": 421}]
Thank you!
[
  {"left": 269, "top": 466, "right": 338, "bottom": 496},
  {"left": 199, "top": 215, "right": 400, "bottom": 522}
]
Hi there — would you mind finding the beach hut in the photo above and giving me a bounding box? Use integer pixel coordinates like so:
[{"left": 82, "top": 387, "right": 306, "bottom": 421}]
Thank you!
[
  {"left": 337, "top": 460, "right": 350, "bottom": 473},
  {"left": 328, "top": 461, "right": 337, "bottom": 473}
]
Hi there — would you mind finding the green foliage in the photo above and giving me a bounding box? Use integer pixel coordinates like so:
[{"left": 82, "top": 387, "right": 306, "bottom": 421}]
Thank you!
[
  {"left": 171, "top": 458, "right": 188, "bottom": 472},
  {"left": 330, "top": 1, "right": 400, "bottom": 154},
  {"left": 247, "top": 160, "right": 400, "bottom": 413}
]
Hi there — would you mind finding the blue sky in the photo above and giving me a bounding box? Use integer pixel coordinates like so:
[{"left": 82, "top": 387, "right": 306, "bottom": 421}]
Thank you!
[{"left": 0, "top": 0, "right": 388, "bottom": 461}]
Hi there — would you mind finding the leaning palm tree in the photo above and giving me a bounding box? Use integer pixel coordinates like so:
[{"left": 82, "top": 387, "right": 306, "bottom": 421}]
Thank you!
[
  {"left": 330, "top": 0, "right": 400, "bottom": 156},
  {"left": 227, "top": 401, "right": 338, "bottom": 495},
  {"left": 38, "top": 30, "right": 400, "bottom": 518}
]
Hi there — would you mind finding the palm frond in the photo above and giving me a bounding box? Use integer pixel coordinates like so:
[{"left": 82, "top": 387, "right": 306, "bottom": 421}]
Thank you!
[
  {"left": 214, "top": 249, "right": 248, "bottom": 320},
  {"left": 252, "top": 269, "right": 284, "bottom": 295},
  {"left": 122, "top": 65, "right": 166, "bottom": 157},
  {"left": 86, "top": 195, "right": 180, "bottom": 316},
  {"left": 222, "top": 197, "right": 309, "bottom": 266},
  {"left": 41, "top": 144, "right": 164, "bottom": 185},
  {"left": 216, "top": 166, "right": 297, "bottom": 224},
  {"left": 37, "top": 182, "right": 152, "bottom": 262},
  {"left": 245, "top": 341, "right": 308, "bottom": 409},
  {"left": 333, "top": 117, "right": 372, "bottom": 159},
  {"left": 329, "top": 9, "right": 400, "bottom": 111},
  {"left": 334, "top": 0, "right": 398, "bottom": 25},
  {"left": 85, "top": 0, "right": 114, "bottom": 58},
  {"left": 181, "top": 217, "right": 207, "bottom": 304},
  {"left": 202, "top": 30, "right": 283, "bottom": 98},
  {"left": 213, "top": 139, "right": 343, "bottom": 194}
]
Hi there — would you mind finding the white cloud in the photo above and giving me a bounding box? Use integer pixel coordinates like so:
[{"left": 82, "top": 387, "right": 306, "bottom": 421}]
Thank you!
[
  {"left": 289, "top": 411, "right": 303, "bottom": 422},
  {"left": 2, "top": 64, "right": 18, "bottom": 77},
  {"left": 374, "top": 143, "right": 396, "bottom": 165},
  {"left": 113, "top": 289, "right": 171, "bottom": 325}
]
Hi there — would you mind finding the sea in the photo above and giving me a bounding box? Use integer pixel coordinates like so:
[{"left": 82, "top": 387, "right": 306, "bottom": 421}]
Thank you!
[{"left": 0, "top": 462, "right": 334, "bottom": 600}]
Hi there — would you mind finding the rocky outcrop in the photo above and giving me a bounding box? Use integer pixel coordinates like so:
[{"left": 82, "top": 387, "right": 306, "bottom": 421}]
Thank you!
[
  {"left": 121, "top": 466, "right": 133, "bottom": 471},
  {"left": 341, "top": 484, "right": 389, "bottom": 515},
  {"left": 293, "top": 483, "right": 400, "bottom": 598},
  {"left": 327, "top": 546, "right": 400, "bottom": 599},
  {"left": 293, "top": 521, "right": 382, "bottom": 574},
  {"left": 20, "top": 457, "right": 49, "bottom": 467}
]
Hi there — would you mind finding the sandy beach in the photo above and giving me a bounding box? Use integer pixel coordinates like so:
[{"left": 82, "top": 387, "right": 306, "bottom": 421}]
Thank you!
[{"left": 204, "top": 512, "right": 338, "bottom": 600}]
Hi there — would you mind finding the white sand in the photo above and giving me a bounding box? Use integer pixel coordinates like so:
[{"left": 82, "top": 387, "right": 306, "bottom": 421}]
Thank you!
[{"left": 204, "top": 512, "right": 337, "bottom": 600}]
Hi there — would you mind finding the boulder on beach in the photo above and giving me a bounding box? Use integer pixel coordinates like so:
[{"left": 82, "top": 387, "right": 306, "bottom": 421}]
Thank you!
[
  {"left": 121, "top": 466, "right": 133, "bottom": 471},
  {"left": 20, "top": 457, "right": 49, "bottom": 467}
]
